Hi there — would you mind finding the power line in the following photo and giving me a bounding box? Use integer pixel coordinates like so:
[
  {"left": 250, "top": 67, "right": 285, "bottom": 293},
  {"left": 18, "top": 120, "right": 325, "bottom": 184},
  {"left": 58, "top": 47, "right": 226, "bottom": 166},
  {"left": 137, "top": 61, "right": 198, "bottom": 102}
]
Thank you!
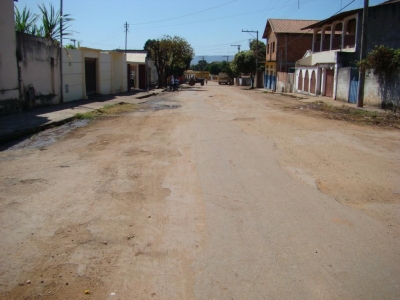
[
  {"left": 130, "top": 0, "right": 238, "bottom": 25},
  {"left": 231, "top": 44, "right": 241, "bottom": 53},
  {"left": 194, "top": 39, "right": 249, "bottom": 49},
  {"left": 131, "top": 3, "right": 310, "bottom": 32}
]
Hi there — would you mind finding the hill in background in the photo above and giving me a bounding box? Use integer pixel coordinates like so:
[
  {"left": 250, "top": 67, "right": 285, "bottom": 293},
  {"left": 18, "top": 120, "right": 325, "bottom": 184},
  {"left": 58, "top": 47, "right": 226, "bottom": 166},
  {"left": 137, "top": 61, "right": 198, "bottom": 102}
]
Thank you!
[{"left": 191, "top": 55, "right": 235, "bottom": 65}]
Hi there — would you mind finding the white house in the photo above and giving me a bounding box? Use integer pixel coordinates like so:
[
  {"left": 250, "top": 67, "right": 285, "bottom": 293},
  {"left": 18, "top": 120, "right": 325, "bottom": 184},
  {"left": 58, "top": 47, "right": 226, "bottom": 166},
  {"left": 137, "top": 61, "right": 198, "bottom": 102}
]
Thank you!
[{"left": 62, "top": 48, "right": 127, "bottom": 102}]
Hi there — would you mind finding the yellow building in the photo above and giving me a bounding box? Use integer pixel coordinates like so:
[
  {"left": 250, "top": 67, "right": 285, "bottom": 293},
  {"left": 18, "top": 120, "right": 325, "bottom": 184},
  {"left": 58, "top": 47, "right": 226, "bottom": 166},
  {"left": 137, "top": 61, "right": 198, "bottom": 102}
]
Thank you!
[{"left": 184, "top": 70, "right": 210, "bottom": 80}]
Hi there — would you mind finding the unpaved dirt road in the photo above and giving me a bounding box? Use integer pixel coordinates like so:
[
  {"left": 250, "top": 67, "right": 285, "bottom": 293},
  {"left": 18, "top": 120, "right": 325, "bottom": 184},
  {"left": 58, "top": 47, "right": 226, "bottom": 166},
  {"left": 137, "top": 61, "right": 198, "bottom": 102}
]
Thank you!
[{"left": 1, "top": 82, "right": 399, "bottom": 299}]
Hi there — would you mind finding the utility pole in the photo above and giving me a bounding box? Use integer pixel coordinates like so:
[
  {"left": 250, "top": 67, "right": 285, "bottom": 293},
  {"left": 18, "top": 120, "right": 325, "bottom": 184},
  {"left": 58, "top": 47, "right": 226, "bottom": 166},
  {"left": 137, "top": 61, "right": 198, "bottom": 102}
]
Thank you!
[
  {"left": 357, "top": 0, "right": 369, "bottom": 107},
  {"left": 124, "top": 22, "right": 129, "bottom": 53},
  {"left": 231, "top": 44, "right": 241, "bottom": 53},
  {"left": 60, "top": 0, "right": 63, "bottom": 103},
  {"left": 242, "top": 29, "right": 259, "bottom": 88},
  {"left": 223, "top": 55, "right": 229, "bottom": 62},
  {"left": 70, "top": 39, "right": 76, "bottom": 47}
]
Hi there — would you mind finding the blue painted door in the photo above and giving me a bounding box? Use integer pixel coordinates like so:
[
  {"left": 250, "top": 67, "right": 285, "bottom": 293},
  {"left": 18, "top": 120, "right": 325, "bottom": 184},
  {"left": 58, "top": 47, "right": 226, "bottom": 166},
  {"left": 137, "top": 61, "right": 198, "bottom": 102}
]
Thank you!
[
  {"left": 271, "top": 75, "right": 276, "bottom": 90},
  {"left": 349, "top": 68, "right": 359, "bottom": 103}
]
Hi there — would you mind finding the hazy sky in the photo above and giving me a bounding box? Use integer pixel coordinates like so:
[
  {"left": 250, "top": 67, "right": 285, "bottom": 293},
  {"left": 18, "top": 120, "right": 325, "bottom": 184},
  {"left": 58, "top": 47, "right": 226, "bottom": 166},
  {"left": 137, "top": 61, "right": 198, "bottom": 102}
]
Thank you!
[{"left": 15, "top": 0, "right": 383, "bottom": 58}]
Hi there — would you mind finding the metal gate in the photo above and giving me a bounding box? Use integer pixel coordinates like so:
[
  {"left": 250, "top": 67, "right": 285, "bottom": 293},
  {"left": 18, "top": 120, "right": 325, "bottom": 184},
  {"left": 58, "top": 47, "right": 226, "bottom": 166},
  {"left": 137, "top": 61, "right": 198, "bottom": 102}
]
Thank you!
[
  {"left": 325, "top": 69, "right": 334, "bottom": 98},
  {"left": 348, "top": 68, "right": 359, "bottom": 103}
]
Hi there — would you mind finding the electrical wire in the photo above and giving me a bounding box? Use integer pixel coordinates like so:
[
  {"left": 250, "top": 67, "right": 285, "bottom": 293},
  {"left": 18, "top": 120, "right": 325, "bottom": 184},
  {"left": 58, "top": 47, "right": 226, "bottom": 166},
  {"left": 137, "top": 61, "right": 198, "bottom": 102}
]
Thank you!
[{"left": 130, "top": 0, "right": 239, "bottom": 25}]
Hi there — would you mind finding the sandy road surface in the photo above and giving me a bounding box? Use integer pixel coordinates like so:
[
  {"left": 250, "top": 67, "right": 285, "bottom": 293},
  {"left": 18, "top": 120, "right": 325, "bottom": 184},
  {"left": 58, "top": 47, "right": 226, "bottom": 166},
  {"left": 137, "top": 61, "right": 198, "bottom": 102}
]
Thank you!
[{"left": 0, "top": 82, "right": 399, "bottom": 299}]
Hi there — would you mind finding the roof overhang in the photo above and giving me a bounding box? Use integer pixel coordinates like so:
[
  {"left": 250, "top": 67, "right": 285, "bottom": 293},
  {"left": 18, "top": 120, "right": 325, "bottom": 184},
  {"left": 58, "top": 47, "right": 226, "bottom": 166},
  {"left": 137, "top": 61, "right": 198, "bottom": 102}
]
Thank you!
[{"left": 301, "top": 9, "right": 360, "bottom": 30}]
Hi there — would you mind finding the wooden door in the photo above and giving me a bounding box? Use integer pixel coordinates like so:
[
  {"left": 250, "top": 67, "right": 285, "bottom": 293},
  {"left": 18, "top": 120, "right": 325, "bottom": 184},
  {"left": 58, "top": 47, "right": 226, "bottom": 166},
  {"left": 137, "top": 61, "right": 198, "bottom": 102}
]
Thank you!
[
  {"left": 304, "top": 71, "right": 309, "bottom": 93},
  {"left": 298, "top": 70, "right": 303, "bottom": 91},
  {"left": 310, "top": 71, "right": 316, "bottom": 94},
  {"left": 325, "top": 69, "right": 334, "bottom": 97}
]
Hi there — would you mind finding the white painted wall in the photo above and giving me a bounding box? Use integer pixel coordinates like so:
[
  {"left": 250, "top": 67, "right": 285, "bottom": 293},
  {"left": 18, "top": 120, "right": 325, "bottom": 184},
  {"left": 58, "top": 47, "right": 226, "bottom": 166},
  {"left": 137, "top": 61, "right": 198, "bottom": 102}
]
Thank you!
[
  {"left": 0, "top": 0, "right": 19, "bottom": 101},
  {"left": 111, "top": 52, "right": 126, "bottom": 93},
  {"left": 17, "top": 33, "right": 60, "bottom": 104},
  {"left": 63, "top": 49, "right": 84, "bottom": 102},
  {"left": 62, "top": 49, "right": 126, "bottom": 102},
  {"left": 336, "top": 67, "right": 351, "bottom": 102},
  {"left": 297, "top": 51, "right": 336, "bottom": 66},
  {"left": 99, "top": 53, "right": 111, "bottom": 94}
]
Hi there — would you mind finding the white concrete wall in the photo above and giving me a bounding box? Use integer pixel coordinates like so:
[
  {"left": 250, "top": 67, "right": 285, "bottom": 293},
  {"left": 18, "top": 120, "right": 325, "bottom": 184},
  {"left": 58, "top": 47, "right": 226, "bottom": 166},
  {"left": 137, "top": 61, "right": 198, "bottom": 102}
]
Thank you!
[
  {"left": 111, "top": 53, "right": 126, "bottom": 93},
  {"left": 62, "top": 49, "right": 126, "bottom": 102},
  {"left": 336, "top": 67, "right": 351, "bottom": 102},
  {"left": 297, "top": 50, "right": 336, "bottom": 66},
  {"left": 364, "top": 72, "right": 400, "bottom": 108},
  {"left": 17, "top": 33, "right": 60, "bottom": 104},
  {"left": 63, "top": 49, "right": 84, "bottom": 102},
  {"left": 364, "top": 72, "right": 381, "bottom": 107},
  {"left": 149, "top": 60, "right": 158, "bottom": 84},
  {"left": 99, "top": 53, "right": 111, "bottom": 94},
  {"left": 0, "top": 0, "right": 19, "bottom": 101}
]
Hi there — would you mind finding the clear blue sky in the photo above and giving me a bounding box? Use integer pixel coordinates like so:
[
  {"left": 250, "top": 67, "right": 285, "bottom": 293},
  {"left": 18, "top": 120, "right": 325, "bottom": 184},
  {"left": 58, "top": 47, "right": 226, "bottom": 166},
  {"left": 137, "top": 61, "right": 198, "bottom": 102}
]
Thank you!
[{"left": 16, "top": 0, "right": 383, "bottom": 58}]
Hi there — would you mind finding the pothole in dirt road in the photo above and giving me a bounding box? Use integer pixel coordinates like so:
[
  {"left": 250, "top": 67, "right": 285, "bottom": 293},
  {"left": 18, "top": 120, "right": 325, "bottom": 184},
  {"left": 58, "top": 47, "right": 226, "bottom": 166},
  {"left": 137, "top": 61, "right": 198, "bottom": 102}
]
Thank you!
[{"left": 2, "top": 120, "right": 90, "bottom": 151}]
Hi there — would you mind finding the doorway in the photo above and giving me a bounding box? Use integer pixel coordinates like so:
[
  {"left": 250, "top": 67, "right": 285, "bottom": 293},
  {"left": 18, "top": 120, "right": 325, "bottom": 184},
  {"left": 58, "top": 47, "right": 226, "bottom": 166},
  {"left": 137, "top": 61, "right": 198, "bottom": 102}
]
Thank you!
[{"left": 85, "top": 58, "right": 97, "bottom": 94}]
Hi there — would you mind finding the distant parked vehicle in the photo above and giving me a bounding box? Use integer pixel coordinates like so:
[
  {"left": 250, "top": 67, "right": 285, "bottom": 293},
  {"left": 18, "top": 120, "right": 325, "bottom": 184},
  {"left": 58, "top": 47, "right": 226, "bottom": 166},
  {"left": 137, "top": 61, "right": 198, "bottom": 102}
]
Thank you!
[{"left": 218, "top": 72, "right": 231, "bottom": 85}]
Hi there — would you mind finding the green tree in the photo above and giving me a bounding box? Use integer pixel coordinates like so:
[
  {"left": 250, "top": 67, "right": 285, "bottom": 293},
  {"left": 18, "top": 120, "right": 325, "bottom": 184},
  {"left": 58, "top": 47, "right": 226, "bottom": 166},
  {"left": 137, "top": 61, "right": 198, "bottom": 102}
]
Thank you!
[
  {"left": 38, "top": 3, "right": 73, "bottom": 40},
  {"left": 144, "top": 35, "right": 194, "bottom": 87},
  {"left": 190, "top": 59, "right": 209, "bottom": 71},
  {"left": 208, "top": 62, "right": 222, "bottom": 75},
  {"left": 15, "top": 3, "right": 73, "bottom": 42},
  {"left": 15, "top": 6, "right": 38, "bottom": 34},
  {"left": 231, "top": 50, "right": 256, "bottom": 87},
  {"left": 65, "top": 44, "right": 77, "bottom": 49},
  {"left": 197, "top": 59, "right": 208, "bottom": 71},
  {"left": 249, "top": 39, "right": 266, "bottom": 71}
]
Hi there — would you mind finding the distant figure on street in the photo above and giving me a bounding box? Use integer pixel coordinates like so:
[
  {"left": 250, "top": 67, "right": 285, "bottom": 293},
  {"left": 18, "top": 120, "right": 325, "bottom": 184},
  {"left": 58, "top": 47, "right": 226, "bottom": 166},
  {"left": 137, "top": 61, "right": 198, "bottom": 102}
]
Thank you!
[
  {"left": 170, "top": 75, "right": 175, "bottom": 91},
  {"left": 205, "top": 78, "right": 208, "bottom": 85},
  {"left": 174, "top": 78, "right": 180, "bottom": 91}
]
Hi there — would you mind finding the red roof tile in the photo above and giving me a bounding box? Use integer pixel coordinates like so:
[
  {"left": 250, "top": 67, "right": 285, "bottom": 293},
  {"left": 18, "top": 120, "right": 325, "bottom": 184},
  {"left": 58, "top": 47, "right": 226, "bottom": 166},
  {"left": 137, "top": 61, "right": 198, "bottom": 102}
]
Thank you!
[{"left": 263, "top": 19, "right": 319, "bottom": 38}]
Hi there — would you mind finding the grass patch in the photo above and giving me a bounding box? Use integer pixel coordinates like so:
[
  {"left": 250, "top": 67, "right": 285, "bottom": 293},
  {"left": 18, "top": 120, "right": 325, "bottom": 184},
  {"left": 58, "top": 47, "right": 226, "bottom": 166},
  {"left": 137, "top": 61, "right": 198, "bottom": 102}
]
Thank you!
[{"left": 74, "top": 102, "right": 138, "bottom": 120}]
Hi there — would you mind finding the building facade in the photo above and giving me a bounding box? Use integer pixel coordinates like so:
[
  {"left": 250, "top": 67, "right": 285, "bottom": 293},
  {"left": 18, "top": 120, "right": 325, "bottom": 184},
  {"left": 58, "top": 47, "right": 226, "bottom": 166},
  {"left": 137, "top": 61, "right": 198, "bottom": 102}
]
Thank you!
[
  {"left": 262, "top": 19, "right": 318, "bottom": 90},
  {"left": 295, "top": 0, "right": 400, "bottom": 104}
]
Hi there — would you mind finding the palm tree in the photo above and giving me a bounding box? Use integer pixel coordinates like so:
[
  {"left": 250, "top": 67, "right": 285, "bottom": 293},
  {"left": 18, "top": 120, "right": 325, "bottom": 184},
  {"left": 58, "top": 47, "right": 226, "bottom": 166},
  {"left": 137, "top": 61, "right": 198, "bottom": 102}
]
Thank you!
[
  {"left": 37, "top": 3, "right": 73, "bottom": 41},
  {"left": 15, "top": 6, "right": 38, "bottom": 34}
]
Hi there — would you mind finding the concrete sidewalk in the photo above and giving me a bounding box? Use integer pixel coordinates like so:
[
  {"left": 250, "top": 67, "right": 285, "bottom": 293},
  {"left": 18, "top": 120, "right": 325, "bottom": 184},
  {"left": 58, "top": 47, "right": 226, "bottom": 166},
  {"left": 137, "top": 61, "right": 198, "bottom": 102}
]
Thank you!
[{"left": 0, "top": 89, "right": 160, "bottom": 144}]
